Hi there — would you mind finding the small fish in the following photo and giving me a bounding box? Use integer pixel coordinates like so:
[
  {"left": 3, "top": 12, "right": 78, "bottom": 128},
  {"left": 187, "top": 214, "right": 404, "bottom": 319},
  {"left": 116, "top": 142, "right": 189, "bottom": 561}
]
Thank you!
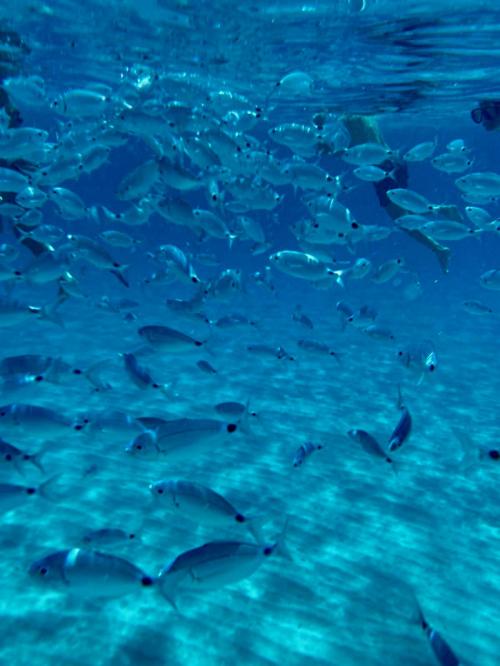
[
  {"left": 121, "top": 352, "right": 161, "bottom": 390},
  {"left": 247, "top": 344, "right": 295, "bottom": 361},
  {"left": 157, "top": 522, "right": 289, "bottom": 609},
  {"left": 196, "top": 360, "right": 217, "bottom": 375},
  {"left": 269, "top": 250, "right": 338, "bottom": 283},
  {"left": 297, "top": 339, "right": 341, "bottom": 362},
  {"left": 347, "top": 429, "right": 392, "bottom": 464},
  {"left": 0, "top": 403, "right": 73, "bottom": 437},
  {"left": 342, "top": 142, "right": 393, "bottom": 166},
  {"left": 386, "top": 188, "right": 432, "bottom": 214},
  {"left": 479, "top": 269, "right": 500, "bottom": 290},
  {"left": 138, "top": 325, "right": 205, "bottom": 352},
  {"left": 126, "top": 419, "right": 238, "bottom": 463},
  {"left": 371, "top": 258, "right": 405, "bottom": 284},
  {"left": 81, "top": 528, "right": 139, "bottom": 548},
  {"left": 149, "top": 479, "right": 261, "bottom": 540},
  {"left": 387, "top": 388, "right": 412, "bottom": 453},
  {"left": 397, "top": 340, "right": 437, "bottom": 377},
  {"left": 29, "top": 548, "right": 154, "bottom": 599},
  {"left": 403, "top": 141, "right": 436, "bottom": 162},
  {"left": 432, "top": 150, "right": 473, "bottom": 174},
  {"left": 455, "top": 171, "right": 500, "bottom": 198},
  {"left": 214, "top": 401, "right": 252, "bottom": 418},
  {"left": 292, "top": 305, "right": 314, "bottom": 329},
  {"left": 0, "top": 476, "right": 60, "bottom": 512},
  {"left": 363, "top": 323, "right": 394, "bottom": 342},
  {"left": 462, "top": 300, "right": 494, "bottom": 315},
  {"left": 414, "top": 599, "right": 461, "bottom": 666},
  {"left": 0, "top": 437, "right": 45, "bottom": 474},
  {"left": 292, "top": 441, "right": 323, "bottom": 467}
]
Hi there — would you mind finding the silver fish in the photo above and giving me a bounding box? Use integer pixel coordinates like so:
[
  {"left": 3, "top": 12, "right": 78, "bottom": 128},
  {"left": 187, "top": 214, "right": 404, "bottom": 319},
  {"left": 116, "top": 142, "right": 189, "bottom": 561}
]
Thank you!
[{"left": 29, "top": 548, "right": 154, "bottom": 598}]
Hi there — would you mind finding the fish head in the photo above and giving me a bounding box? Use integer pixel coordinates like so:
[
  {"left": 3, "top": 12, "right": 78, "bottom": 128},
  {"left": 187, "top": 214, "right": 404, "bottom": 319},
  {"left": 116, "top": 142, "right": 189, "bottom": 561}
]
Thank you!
[
  {"left": 125, "top": 430, "right": 158, "bottom": 456},
  {"left": 29, "top": 551, "right": 69, "bottom": 586}
]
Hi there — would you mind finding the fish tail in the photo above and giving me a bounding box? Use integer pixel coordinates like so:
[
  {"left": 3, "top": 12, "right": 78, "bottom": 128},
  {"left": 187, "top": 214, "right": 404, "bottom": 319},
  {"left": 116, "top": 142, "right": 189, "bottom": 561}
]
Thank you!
[
  {"left": 39, "top": 302, "right": 65, "bottom": 328},
  {"left": 157, "top": 579, "right": 180, "bottom": 612},
  {"left": 38, "top": 474, "right": 63, "bottom": 502},
  {"left": 275, "top": 516, "right": 293, "bottom": 561},
  {"left": 110, "top": 265, "right": 130, "bottom": 288},
  {"left": 30, "top": 450, "right": 46, "bottom": 474}
]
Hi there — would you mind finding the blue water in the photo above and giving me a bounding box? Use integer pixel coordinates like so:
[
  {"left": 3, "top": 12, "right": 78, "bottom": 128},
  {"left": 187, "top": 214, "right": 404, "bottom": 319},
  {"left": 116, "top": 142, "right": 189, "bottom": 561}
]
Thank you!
[{"left": 0, "top": 1, "right": 498, "bottom": 664}]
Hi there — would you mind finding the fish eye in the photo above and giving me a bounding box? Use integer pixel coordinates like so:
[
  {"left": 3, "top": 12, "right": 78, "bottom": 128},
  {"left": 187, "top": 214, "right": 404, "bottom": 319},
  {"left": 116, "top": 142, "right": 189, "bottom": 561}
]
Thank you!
[
  {"left": 428, "top": 364, "right": 436, "bottom": 372},
  {"left": 39, "top": 567, "right": 48, "bottom": 576},
  {"left": 4, "top": 454, "right": 11, "bottom": 461},
  {"left": 35, "top": 375, "right": 44, "bottom": 382},
  {"left": 263, "top": 546, "right": 273, "bottom": 556},
  {"left": 135, "top": 444, "right": 143, "bottom": 450},
  {"left": 235, "top": 513, "right": 245, "bottom": 523},
  {"left": 156, "top": 487, "right": 164, "bottom": 494},
  {"left": 351, "top": 222, "right": 359, "bottom": 229},
  {"left": 488, "top": 450, "right": 500, "bottom": 460},
  {"left": 227, "top": 423, "right": 237, "bottom": 433},
  {"left": 73, "top": 368, "right": 82, "bottom": 375},
  {"left": 0, "top": 412, "right": 5, "bottom": 417},
  {"left": 128, "top": 533, "right": 136, "bottom": 539},
  {"left": 26, "top": 487, "right": 36, "bottom": 495}
]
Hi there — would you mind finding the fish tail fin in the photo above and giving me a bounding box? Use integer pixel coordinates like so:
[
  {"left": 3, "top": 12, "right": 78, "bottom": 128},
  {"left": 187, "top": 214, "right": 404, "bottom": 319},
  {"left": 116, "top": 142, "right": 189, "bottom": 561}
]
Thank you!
[
  {"left": 245, "top": 514, "right": 268, "bottom": 544},
  {"left": 38, "top": 474, "right": 64, "bottom": 502},
  {"left": 452, "top": 427, "right": 479, "bottom": 472},
  {"left": 157, "top": 579, "right": 180, "bottom": 612},
  {"left": 275, "top": 516, "right": 293, "bottom": 561},
  {"left": 110, "top": 265, "right": 130, "bottom": 288},
  {"left": 30, "top": 450, "right": 46, "bottom": 474},
  {"left": 39, "top": 302, "right": 65, "bottom": 328}
]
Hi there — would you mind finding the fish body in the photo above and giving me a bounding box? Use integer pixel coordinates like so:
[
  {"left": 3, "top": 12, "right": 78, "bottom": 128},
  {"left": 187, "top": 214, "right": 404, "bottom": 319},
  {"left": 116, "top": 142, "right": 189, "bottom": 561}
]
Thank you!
[
  {"left": 292, "top": 441, "right": 323, "bottom": 467},
  {"left": 138, "top": 325, "right": 205, "bottom": 352},
  {"left": 0, "top": 403, "right": 71, "bottom": 437},
  {"left": 347, "top": 429, "right": 392, "bottom": 463},
  {"left": 388, "top": 407, "right": 412, "bottom": 453},
  {"left": 158, "top": 535, "right": 281, "bottom": 608},
  {"left": 29, "top": 548, "right": 153, "bottom": 598},
  {"left": 126, "top": 419, "right": 237, "bottom": 462},
  {"left": 480, "top": 269, "right": 500, "bottom": 290},
  {"left": 149, "top": 479, "right": 252, "bottom": 530}
]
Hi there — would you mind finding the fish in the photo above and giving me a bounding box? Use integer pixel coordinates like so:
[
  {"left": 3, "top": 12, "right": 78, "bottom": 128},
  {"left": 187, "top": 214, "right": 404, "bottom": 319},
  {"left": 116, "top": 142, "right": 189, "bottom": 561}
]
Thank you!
[
  {"left": 29, "top": 548, "right": 154, "bottom": 599},
  {"left": 121, "top": 352, "right": 162, "bottom": 390},
  {"left": 347, "top": 429, "right": 393, "bottom": 464},
  {"left": 397, "top": 340, "right": 437, "bottom": 377},
  {"left": 403, "top": 141, "right": 436, "bottom": 162},
  {"left": 462, "top": 300, "right": 494, "bottom": 315},
  {"left": 341, "top": 142, "right": 393, "bottom": 166},
  {"left": 269, "top": 250, "right": 338, "bottom": 283},
  {"left": 157, "top": 522, "right": 289, "bottom": 609},
  {"left": 0, "top": 476, "right": 60, "bottom": 512},
  {"left": 386, "top": 188, "right": 433, "bottom": 214},
  {"left": 414, "top": 599, "right": 461, "bottom": 666},
  {"left": 138, "top": 325, "right": 206, "bottom": 352},
  {"left": 297, "top": 339, "right": 341, "bottom": 362},
  {"left": 149, "top": 479, "right": 262, "bottom": 539},
  {"left": 0, "top": 437, "right": 45, "bottom": 474},
  {"left": 196, "top": 360, "right": 218, "bottom": 375},
  {"left": 81, "top": 528, "right": 140, "bottom": 548},
  {"left": 292, "top": 305, "right": 314, "bottom": 329},
  {"left": 387, "top": 388, "right": 412, "bottom": 453},
  {"left": 292, "top": 441, "right": 323, "bottom": 467},
  {"left": 455, "top": 171, "right": 500, "bottom": 198},
  {"left": 479, "top": 269, "right": 500, "bottom": 290},
  {"left": 125, "top": 419, "right": 238, "bottom": 463},
  {"left": 431, "top": 152, "right": 473, "bottom": 174},
  {"left": 371, "top": 258, "right": 405, "bottom": 284},
  {"left": 0, "top": 403, "right": 73, "bottom": 437},
  {"left": 247, "top": 344, "right": 295, "bottom": 361}
]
